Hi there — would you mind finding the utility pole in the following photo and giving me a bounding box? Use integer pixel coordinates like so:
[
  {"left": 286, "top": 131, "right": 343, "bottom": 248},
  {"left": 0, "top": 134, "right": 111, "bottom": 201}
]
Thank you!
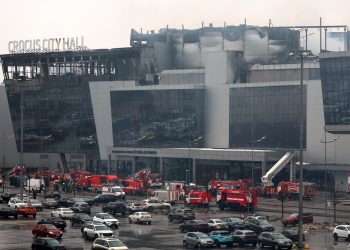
[
  {"left": 20, "top": 78, "right": 24, "bottom": 200},
  {"left": 2, "top": 129, "right": 5, "bottom": 193}
]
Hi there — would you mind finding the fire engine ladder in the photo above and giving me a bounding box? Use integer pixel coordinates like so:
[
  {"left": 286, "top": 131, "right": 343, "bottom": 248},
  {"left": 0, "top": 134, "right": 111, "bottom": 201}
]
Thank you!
[
  {"left": 60, "top": 152, "right": 69, "bottom": 174},
  {"left": 261, "top": 152, "right": 295, "bottom": 187}
]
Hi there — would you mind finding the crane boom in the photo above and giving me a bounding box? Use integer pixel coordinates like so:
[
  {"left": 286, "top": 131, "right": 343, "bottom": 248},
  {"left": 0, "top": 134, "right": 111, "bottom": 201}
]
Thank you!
[{"left": 261, "top": 152, "right": 294, "bottom": 187}]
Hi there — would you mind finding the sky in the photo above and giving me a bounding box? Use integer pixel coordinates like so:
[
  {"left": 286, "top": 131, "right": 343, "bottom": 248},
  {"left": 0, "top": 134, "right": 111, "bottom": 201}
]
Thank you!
[{"left": 1, "top": 0, "right": 350, "bottom": 80}]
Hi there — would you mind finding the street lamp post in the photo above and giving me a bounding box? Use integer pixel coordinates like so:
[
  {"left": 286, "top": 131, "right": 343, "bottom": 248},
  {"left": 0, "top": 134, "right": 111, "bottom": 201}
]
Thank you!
[
  {"left": 320, "top": 133, "right": 339, "bottom": 222},
  {"left": 19, "top": 77, "right": 24, "bottom": 200},
  {"left": 250, "top": 136, "right": 266, "bottom": 187},
  {"left": 1, "top": 130, "right": 14, "bottom": 193}
]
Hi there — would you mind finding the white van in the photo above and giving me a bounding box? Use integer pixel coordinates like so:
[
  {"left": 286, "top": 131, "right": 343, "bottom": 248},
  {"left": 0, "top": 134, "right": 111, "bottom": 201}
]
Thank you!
[
  {"left": 102, "top": 186, "right": 126, "bottom": 199},
  {"left": 25, "top": 178, "right": 43, "bottom": 191}
]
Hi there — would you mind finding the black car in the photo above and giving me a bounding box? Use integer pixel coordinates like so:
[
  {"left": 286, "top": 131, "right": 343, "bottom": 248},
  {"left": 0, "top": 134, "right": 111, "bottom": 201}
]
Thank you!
[
  {"left": 57, "top": 197, "right": 69, "bottom": 207},
  {"left": 244, "top": 217, "right": 275, "bottom": 234},
  {"left": 232, "top": 230, "right": 258, "bottom": 246},
  {"left": 102, "top": 202, "right": 126, "bottom": 215},
  {"left": 169, "top": 209, "right": 195, "bottom": 222},
  {"left": 282, "top": 230, "right": 305, "bottom": 242},
  {"left": 67, "top": 197, "right": 86, "bottom": 207},
  {"left": 31, "top": 237, "right": 66, "bottom": 250},
  {"left": 258, "top": 232, "right": 293, "bottom": 250},
  {"left": 224, "top": 217, "right": 245, "bottom": 232},
  {"left": 44, "top": 191, "right": 61, "bottom": 200},
  {"left": 70, "top": 202, "right": 91, "bottom": 214},
  {"left": 0, "top": 197, "right": 3, "bottom": 204},
  {"left": 1, "top": 192, "right": 16, "bottom": 202},
  {"left": 70, "top": 213, "right": 92, "bottom": 226},
  {"left": 37, "top": 217, "right": 67, "bottom": 230},
  {"left": 180, "top": 220, "right": 211, "bottom": 233},
  {"left": 87, "top": 194, "right": 118, "bottom": 206},
  {"left": 0, "top": 206, "right": 18, "bottom": 219}
]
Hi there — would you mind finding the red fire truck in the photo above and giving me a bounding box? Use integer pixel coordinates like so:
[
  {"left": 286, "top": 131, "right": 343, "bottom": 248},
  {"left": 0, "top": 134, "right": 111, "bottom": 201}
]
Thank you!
[
  {"left": 184, "top": 186, "right": 212, "bottom": 207},
  {"left": 277, "top": 181, "right": 316, "bottom": 200},
  {"left": 121, "top": 178, "right": 144, "bottom": 195},
  {"left": 216, "top": 187, "right": 257, "bottom": 211},
  {"left": 79, "top": 175, "right": 118, "bottom": 192}
]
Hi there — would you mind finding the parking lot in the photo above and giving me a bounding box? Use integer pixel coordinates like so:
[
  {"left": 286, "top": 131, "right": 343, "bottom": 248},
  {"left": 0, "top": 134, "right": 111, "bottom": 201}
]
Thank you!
[{"left": 0, "top": 191, "right": 349, "bottom": 250}]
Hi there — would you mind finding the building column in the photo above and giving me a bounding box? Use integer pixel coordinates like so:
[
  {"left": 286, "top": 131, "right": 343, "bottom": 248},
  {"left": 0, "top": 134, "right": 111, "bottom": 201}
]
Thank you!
[
  {"left": 290, "top": 159, "right": 295, "bottom": 182},
  {"left": 108, "top": 154, "right": 111, "bottom": 175},
  {"left": 131, "top": 157, "right": 136, "bottom": 175},
  {"left": 159, "top": 157, "right": 164, "bottom": 185},
  {"left": 261, "top": 153, "right": 266, "bottom": 177},
  {"left": 192, "top": 158, "right": 197, "bottom": 184}
]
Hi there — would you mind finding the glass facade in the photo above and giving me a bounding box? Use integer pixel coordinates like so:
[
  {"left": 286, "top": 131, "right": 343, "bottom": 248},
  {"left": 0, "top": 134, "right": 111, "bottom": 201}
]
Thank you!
[
  {"left": 110, "top": 89, "right": 204, "bottom": 148},
  {"left": 229, "top": 85, "right": 306, "bottom": 149},
  {"left": 5, "top": 76, "right": 98, "bottom": 154},
  {"left": 320, "top": 55, "right": 350, "bottom": 126}
]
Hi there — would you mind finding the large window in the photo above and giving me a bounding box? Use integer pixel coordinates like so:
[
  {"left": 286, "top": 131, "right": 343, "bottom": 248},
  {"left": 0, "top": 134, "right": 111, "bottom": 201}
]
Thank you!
[
  {"left": 320, "top": 56, "right": 350, "bottom": 126},
  {"left": 229, "top": 85, "right": 306, "bottom": 150},
  {"left": 110, "top": 89, "right": 204, "bottom": 148}
]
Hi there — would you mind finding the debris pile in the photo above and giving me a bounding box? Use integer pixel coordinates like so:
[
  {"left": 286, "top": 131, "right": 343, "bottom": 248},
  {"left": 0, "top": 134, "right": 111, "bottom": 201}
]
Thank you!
[{"left": 301, "top": 222, "right": 336, "bottom": 232}]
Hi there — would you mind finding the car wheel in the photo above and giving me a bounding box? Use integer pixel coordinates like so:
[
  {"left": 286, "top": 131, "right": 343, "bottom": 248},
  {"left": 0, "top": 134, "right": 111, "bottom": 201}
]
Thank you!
[
  {"left": 71, "top": 221, "right": 74, "bottom": 226},
  {"left": 239, "top": 239, "right": 244, "bottom": 246},
  {"left": 258, "top": 241, "right": 264, "bottom": 248},
  {"left": 196, "top": 242, "right": 202, "bottom": 248},
  {"left": 180, "top": 227, "right": 184, "bottom": 233},
  {"left": 84, "top": 232, "right": 89, "bottom": 239},
  {"left": 333, "top": 233, "right": 338, "bottom": 240},
  {"left": 128, "top": 218, "right": 132, "bottom": 224},
  {"left": 169, "top": 216, "right": 173, "bottom": 222},
  {"left": 274, "top": 244, "right": 280, "bottom": 250},
  {"left": 51, "top": 213, "right": 53, "bottom": 217},
  {"left": 137, "top": 219, "right": 140, "bottom": 224},
  {"left": 33, "top": 214, "right": 36, "bottom": 218},
  {"left": 94, "top": 234, "right": 98, "bottom": 239},
  {"left": 253, "top": 242, "right": 257, "bottom": 247},
  {"left": 59, "top": 214, "right": 62, "bottom": 218},
  {"left": 214, "top": 240, "right": 220, "bottom": 247},
  {"left": 148, "top": 221, "right": 151, "bottom": 225},
  {"left": 183, "top": 241, "right": 188, "bottom": 248},
  {"left": 147, "top": 207, "right": 153, "bottom": 212}
]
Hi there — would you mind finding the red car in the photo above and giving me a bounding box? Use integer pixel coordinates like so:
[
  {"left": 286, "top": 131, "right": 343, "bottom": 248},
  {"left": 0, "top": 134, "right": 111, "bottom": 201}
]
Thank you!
[
  {"left": 282, "top": 213, "right": 313, "bottom": 226},
  {"left": 32, "top": 223, "right": 63, "bottom": 239}
]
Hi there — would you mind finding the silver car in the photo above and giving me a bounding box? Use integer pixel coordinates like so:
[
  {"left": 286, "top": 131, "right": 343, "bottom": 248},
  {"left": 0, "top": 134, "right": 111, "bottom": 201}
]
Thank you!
[{"left": 183, "top": 232, "right": 214, "bottom": 248}]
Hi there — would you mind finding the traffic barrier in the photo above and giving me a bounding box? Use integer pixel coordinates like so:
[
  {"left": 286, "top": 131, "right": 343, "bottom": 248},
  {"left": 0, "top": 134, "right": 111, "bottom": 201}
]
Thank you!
[{"left": 292, "top": 243, "right": 310, "bottom": 249}]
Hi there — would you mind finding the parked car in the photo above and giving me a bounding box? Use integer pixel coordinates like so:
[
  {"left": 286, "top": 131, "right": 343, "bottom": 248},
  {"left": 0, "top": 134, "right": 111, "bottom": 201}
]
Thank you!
[
  {"left": 8, "top": 197, "right": 27, "bottom": 208},
  {"left": 38, "top": 217, "right": 67, "bottom": 230},
  {"left": 92, "top": 238, "right": 128, "bottom": 250},
  {"left": 17, "top": 205, "right": 37, "bottom": 218},
  {"left": 31, "top": 237, "right": 66, "bottom": 250},
  {"left": 232, "top": 229, "right": 258, "bottom": 247},
  {"left": 1, "top": 192, "right": 16, "bottom": 202},
  {"left": 209, "top": 230, "right": 234, "bottom": 247},
  {"left": 57, "top": 197, "right": 70, "bottom": 207},
  {"left": 0, "top": 206, "right": 18, "bottom": 219},
  {"left": 82, "top": 223, "right": 114, "bottom": 239},
  {"left": 224, "top": 217, "right": 245, "bottom": 231},
  {"left": 126, "top": 202, "right": 143, "bottom": 213},
  {"left": 70, "top": 213, "right": 92, "bottom": 226},
  {"left": 183, "top": 232, "right": 214, "bottom": 248},
  {"left": 32, "top": 224, "right": 63, "bottom": 239},
  {"left": 128, "top": 212, "right": 152, "bottom": 224},
  {"left": 102, "top": 202, "right": 127, "bottom": 215},
  {"left": 87, "top": 194, "right": 118, "bottom": 206},
  {"left": 282, "top": 213, "right": 314, "bottom": 226},
  {"left": 93, "top": 213, "right": 119, "bottom": 229},
  {"left": 51, "top": 208, "right": 74, "bottom": 219},
  {"left": 67, "top": 197, "right": 86, "bottom": 207},
  {"left": 141, "top": 199, "right": 171, "bottom": 212},
  {"left": 81, "top": 221, "right": 97, "bottom": 234},
  {"left": 244, "top": 217, "right": 275, "bottom": 234},
  {"left": 180, "top": 220, "right": 211, "bottom": 233},
  {"left": 282, "top": 229, "right": 305, "bottom": 242},
  {"left": 70, "top": 202, "right": 91, "bottom": 214},
  {"left": 168, "top": 209, "right": 195, "bottom": 222},
  {"left": 333, "top": 225, "right": 350, "bottom": 240},
  {"left": 28, "top": 199, "right": 43, "bottom": 211},
  {"left": 42, "top": 198, "right": 59, "bottom": 209},
  {"left": 258, "top": 232, "right": 292, "bottom": 250},
  {"left": 208, "top": 219, "right": 229, "bottom": 231},
  {"left": 44, "top": 191, "right": 61, "bottom": 199}
]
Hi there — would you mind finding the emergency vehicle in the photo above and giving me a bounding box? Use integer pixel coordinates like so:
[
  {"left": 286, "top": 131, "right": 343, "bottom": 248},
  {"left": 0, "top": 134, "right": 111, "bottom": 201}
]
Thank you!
[
  {"left": 277, "top": 181, "right": 316, "bottom": 200},
  {"left": 121, "top": 178, "right": 144, "bottom": 195},
  {"left": 184, "top": 186, "right": 212, "bottom": 207},
  {"left": 216, "top": 187, "right": 257, "bottom": 211}
]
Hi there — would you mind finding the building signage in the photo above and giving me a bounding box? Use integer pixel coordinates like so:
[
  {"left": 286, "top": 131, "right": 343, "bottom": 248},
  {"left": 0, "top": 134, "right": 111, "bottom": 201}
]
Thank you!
[{"left": 8, "top": 36, "right": 88, "bottom": 54}]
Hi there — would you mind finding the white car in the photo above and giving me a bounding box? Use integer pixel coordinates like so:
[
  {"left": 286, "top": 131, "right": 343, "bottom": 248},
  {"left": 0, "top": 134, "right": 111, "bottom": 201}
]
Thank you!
[
  {"left": 141, "top": 199, "right": 171, "bottom": 212},
  {"left": 207, "top": 219, "right": 229, "bottom": 230},
  {"left": 8, "top": 197, "right": 27, "bottom": 208},
  {"left": 28, "top": 199, "right": 43, "bottom": 211},
  {"left": 333, "top": 225, "right": 350, "bottom": 240},
  {"left": 92, "top": 238, "right": 128, "bottom": 250},
  {"left": 83, "top": 223, "right": 114, "bottom": 239},
  {"left": 93, "top": 213, "right": 119, "bottom": 229},
  {"left": 126, "top": 202, "right": 143, "bottom": 212},
  {"left": 128, "top": 212, "right": 152, "bottom": 224},
  {"left": 51, "top": 207, "right": 74, "bottom": 219}
]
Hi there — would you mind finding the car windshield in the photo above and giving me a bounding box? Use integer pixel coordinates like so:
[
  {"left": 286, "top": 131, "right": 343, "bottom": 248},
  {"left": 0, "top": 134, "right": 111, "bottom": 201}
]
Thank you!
[
  {"left": 95, "top": 225, "right": 109, "bottom": 231},
  {"left": 215, "top": 219, "right": 224, "bottom": 223},
  {"left": 79, "top": 214, "right": 91, "bottom": 219},
  {"left": 197, "top": 233, "right": 210, "bottom": 239},
  {"left": 258, "top": 219, "right": 270, "bottom": 225},
  {"left": 272, "top": 233, "right": 286, "bottom": 239},
  {"left": 133, "top": 203, "right": 141, "bottom": 206},
  {"left": 112, "top": 187, "right": 123, "bottom": 192},
  {"left": 139, "top": 212, "right": 149, "bottom": 216},
  {"left": 347, "top": 226, "right": 350, "bottom": 231},
  {"left": 109, "top": 239, "right": 125, "bottom": 247},
  {"left": 245, "top": 232, "right": 256, "bottom": 236},
  {"left": 62, "top": 208, "right": 72, "bottom": 212},
  {"left": 94, "top": 195, "right": 101, "bottom": 199},
  {"left": 102, "top": 214, "right": 114, "bottom": 219},
  {"left": 184, "top": 210, "right": 193, "bottom": 214},
  {"left": 46, "top": 239, "right": 61, "bottom": 246},
  {"left": 219, "top": 232, "right": 231, "bottom": 236},
  {"left": 228, "top": 218, "right": 241, "bottom": 223},
  {"left": 30, "top": 200, "right": 40, "bottom": 204},
  {"left": 289, "top": 213, "right": 298, "bottom": 218},
  {"left": 45, "top": 225, "right": 57, "bottom": 230}
]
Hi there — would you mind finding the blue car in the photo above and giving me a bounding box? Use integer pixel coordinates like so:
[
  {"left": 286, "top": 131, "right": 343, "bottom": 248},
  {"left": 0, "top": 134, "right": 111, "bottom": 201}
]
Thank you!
[{"left": 209, "top": 230, "right": 234, "bottom": 247}]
